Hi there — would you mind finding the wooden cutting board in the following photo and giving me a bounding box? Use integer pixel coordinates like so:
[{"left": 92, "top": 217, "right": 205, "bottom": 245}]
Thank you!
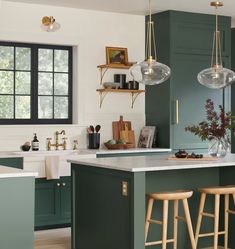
[
  {"left": 112, "top": 116, "right": 132, "bottom": 140},
  {"left": 167, "top": 156, "right": 218, "bottom": 161},
  {"left": 120, "top": 123, "right": 129, "bottom": 142}
]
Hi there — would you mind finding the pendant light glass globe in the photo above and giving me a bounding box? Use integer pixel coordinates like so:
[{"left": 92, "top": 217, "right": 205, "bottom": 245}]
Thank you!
[
  {"left": 198, "top": 66, "right": 235, "bottom": 89},
  {"left": 131, "top": 58, "right": 171, "bottom": 85},
  {"left": 130, "top": 0, "right": 171, "bottom": 86},
  {"left": 197, "top": 1, "right": 235, "bottom": 89}
]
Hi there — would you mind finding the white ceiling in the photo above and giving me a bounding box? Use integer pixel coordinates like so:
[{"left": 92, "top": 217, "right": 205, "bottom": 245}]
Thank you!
[{"left": 4, "top": 0, "right": 235, "bottom": 22}]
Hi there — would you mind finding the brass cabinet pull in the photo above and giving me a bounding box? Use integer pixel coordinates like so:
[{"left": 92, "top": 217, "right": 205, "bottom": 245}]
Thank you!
[
  {"left": 175, "top": 99, "right": 179, "bottom": 125},
  {"left": 62, "top": 183, "right": 66, "bottom": 187},
  {"left": 57, "top": 183, "right": 61, "bottom": 187}
]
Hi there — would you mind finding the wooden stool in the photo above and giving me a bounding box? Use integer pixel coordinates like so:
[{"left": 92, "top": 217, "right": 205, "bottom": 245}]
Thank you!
[
  {"left": 145, "top": 190, "right": 196, "bottom": 249},
  {"left": 195, "top": 185, "right": 235, "bottom": 249}
]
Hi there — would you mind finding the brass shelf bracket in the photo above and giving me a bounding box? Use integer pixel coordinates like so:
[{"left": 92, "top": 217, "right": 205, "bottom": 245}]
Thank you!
[
  {"left": 130, "top": 92, "right": 141, "bottom": 109},
  {"left": 98, "top": 66, "right": 109, "bottom": 85},
  {"left": 98, "top": 90, "right": 109, "bottom": 108},
  {"left": 96, "top": 89, "right": 145, "bottom": 109}
]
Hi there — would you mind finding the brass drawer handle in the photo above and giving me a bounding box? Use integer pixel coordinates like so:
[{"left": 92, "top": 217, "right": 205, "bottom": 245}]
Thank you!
[
  {"left": 176, "top": 99, "right": 179, "bottom": 125},
  {"left": 62, "top": 183, "right": 66, "bottom": 187},
  {"left": 57, "top": 183, "right": 61, "bottom": 187}
]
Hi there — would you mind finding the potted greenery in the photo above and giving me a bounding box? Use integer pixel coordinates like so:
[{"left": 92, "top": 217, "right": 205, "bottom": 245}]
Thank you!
[{"left": 185, "top": 99, "right": 233, "bottom": 158}]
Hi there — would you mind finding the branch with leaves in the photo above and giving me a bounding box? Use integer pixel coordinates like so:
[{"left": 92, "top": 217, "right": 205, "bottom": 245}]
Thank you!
[{"left": 185, "top": 99, "right": 234, "bottom": 142}]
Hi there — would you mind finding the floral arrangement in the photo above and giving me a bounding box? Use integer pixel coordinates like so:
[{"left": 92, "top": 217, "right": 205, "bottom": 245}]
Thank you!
[{"left": 185, "top": 99, "right": 233, "bottom": 142}]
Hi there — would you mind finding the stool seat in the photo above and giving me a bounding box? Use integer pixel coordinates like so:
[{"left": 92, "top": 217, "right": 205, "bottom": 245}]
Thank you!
[
  {"left": 198, "top": 185, "right": 235, "bottom": 195},
  {"left": 148, "top": 190, "right": 193, "bottom": 200}
]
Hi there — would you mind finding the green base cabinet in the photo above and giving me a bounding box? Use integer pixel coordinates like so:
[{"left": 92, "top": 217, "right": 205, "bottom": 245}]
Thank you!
[
  {"left": 35, "top": 176, "right": 71, "bottom": 229},
  {"left": 0, "top": 157, "right": 23, "bottom": 169},
  {"left": 146, "top": 10, "right": 231, "bottom": 151},
  {"left": 0, "top": 177, "right": 35, "bottom": 249}
]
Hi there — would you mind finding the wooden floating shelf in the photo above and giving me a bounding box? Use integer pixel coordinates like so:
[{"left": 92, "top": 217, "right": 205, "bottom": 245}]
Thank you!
[
  {"left": 97, "top": 63, "right": 136, "bottom": 69},
  {"left": 96, "top": 89, "right": 145, "bottom": 93},
  {"left": 96, "top": 89, "right": 145, "bottom": 108}
]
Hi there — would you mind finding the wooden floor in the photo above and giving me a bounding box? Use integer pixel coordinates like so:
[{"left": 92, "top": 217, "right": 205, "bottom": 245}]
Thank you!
[{"left": 34, "top": 227, "right": 71, "bottom": 249}]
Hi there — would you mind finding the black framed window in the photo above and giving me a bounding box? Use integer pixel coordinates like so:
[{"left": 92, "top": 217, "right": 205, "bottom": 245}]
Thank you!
[{"left": 0, "top": 42, "right": 72, "bottom": 124}]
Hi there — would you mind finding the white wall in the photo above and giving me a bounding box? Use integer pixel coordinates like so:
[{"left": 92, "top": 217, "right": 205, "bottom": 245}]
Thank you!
[
  {"left": 0, "top": 1, "right": 145, "bottom": 151},
  {"left": 232, "top": 19, "right": 235, "bottom": 28}
]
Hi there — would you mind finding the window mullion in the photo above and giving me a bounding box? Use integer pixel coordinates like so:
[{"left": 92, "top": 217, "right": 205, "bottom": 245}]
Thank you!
[{"left": 31, "top": 45, "right": 38, "bottom": 123}]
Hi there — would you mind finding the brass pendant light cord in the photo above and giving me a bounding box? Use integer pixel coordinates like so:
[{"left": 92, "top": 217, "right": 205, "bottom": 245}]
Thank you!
[{"left": 146, "top": 0, "right": 157, "bottom": 61}]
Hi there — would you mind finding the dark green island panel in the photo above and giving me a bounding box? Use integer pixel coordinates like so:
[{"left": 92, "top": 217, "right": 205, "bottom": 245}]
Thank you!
[
  {"left": 146, "top": 10, "right": 231, "bottom": 151},
  {"left": 35, "top": 176, "right": 71, "bottom": 229},
  {"left": 0, "top": 157, "right": 23, "bottom": 169},
  {"left": 71, "top": 155, "right": 235, "bottom": 249},
  {"left": 71, "top": 164, "right": 145, "bottom": 249},
  {"left": 0, "top": 176, "right": 35, "bottom": 249}
]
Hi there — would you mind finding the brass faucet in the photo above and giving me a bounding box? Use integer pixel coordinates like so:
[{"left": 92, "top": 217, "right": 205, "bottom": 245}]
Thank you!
[{"left": 47, "top": 130, "right": 67, "bottom": 150}]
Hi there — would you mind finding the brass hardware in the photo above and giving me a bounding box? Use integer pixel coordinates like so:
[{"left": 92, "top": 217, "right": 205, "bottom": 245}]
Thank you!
[
  {"left": 48, "top": 130, "right": 67, "bottom": 150},
  {"left": 96, "top": 89, "right": 145, "bottom": 108},
  {"left": 130, "top": 92, "right": 141, "bottom": 109},
  {"left": 62, "top": 183, "right": 66, "bottom": 187},
  {"left": 47, "top": 138, "right": 52, "bottom": 151},
  {"left": 122, "top": 181, "right": 128, "bottom": 197},
  {"left": 57, "top": 183, "right": 61, "bottom": 187},
  {"left": 210, "top": 1, "right": 223, "bottom": 7},
  {"left": 175, "top": 99, "right": 179, "bottom": 125},
  {"left": 73, "top": 140, "right": 78, "bottom": 150}
]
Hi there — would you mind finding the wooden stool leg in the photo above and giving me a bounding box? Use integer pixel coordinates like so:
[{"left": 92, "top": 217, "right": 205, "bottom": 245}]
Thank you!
[
  {"left": 162, "top": 200, "right": 169, "bottom": 249},
  {"left": 182, "top": 199, "right": 196, "bottom": 249},
  {"left": 214, "top": 194, "right": 220, "bottom": 249},
  {"left": 173, "top": 200, "right": 179, "bottom": 249},
  {"left": 145, "top": 198, "right": 154, "bottom": 243},
  {"left": 195, "top": 193, "right": 206, "bottom": 247},
  {"left": 224, "top": 194, "right": 229, "bottom": 249}
]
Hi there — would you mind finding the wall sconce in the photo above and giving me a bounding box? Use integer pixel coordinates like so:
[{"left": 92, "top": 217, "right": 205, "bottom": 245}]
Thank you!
[{"left": 41, "top": 16, "right": 60, "bottom": 32}]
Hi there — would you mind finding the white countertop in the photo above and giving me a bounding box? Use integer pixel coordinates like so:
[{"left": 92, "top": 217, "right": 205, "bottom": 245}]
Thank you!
[
  {"left": 0, "top": 165, "right": 38, "bottom": 178},
  {"left": 12, "top": 147, "right": 171, "bottom": 157},
  {"left": 68, "top": 153, "right": 235, "bottom": 172}
]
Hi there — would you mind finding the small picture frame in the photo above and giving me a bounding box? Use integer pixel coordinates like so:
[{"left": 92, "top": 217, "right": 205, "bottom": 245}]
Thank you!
[{"left": 106, "top": 47, "right": 128, "bottom": 66}]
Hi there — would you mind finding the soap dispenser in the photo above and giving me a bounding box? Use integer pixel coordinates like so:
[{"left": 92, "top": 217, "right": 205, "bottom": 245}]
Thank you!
[{"left": 32, "top": 133, "right": 39, "bottom": 151}]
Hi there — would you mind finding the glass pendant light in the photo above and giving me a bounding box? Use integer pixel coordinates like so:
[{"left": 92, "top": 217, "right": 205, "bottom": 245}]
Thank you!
[
  {"left": 130, "top": 0, "right": 171, "bottom": 85},
  {"left": 41, "top": 16, "right": 60, "bottom": 32},
  {"left": 197, "top": 2, "right": 235, "bottom": 89}
]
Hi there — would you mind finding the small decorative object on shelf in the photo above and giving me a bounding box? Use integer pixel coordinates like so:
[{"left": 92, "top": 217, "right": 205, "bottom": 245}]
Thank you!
[{"left": 185, "top": 99, "right": 234, "bottom": 158}]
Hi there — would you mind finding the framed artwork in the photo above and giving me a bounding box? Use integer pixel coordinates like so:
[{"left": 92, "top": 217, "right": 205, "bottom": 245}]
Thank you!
[{"left": 106, "top": 47, "right": 128, "bottom": 66}]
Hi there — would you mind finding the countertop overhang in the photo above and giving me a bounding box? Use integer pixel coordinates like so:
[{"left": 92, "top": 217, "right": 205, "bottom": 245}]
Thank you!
[
  {"left": 0, "top": 165, "right": 38, "bottom": 178},
  {"left": 68, "top": 154, "right": 235, "bottom": 172}
]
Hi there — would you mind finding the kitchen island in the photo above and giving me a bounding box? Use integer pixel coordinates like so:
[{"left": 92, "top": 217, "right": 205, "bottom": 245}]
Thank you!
[
  {"left": 0, "top": 166, "right": 37, "bottom": 249},
  {"left": 68, "top": 154, "right": 235, "bottom": 249}
]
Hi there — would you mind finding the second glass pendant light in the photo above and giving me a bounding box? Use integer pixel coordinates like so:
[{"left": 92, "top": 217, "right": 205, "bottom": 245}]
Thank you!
[{"left": 197, "top": 1, "right": 235, "bottom": 89}]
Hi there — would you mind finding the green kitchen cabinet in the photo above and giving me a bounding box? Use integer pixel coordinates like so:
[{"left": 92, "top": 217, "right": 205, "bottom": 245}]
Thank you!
[
  {"left": 0, "top": 177, "right": 35, "bottom": 249},
  {"left": 35, "top": 176, "right": 71, "bottom": 229},
  {"left": 146, "top": 10, "right": 231, "bottom": 150},
  {"left": 0, "top": 157, "right": 23, "bottom": 169}
]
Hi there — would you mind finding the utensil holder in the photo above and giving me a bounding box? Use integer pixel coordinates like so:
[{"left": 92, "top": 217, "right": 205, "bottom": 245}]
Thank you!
[{"left": 88, "top": 133, "right": 100, "bottom": 149}]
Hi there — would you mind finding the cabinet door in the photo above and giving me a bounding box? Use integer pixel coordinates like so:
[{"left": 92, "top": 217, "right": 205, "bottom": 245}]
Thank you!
[
  {"left": 60, "top": 176, "right": 71, "bottom": 222},
  {"left": 171, "top": 54, "right": 225, "bottom": 150},
  {"left": 35, "top": 179, "right": 60, "bottom": 228},
  {"left": 0, "top": 157, "right": 23, "bottom": 169}
]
